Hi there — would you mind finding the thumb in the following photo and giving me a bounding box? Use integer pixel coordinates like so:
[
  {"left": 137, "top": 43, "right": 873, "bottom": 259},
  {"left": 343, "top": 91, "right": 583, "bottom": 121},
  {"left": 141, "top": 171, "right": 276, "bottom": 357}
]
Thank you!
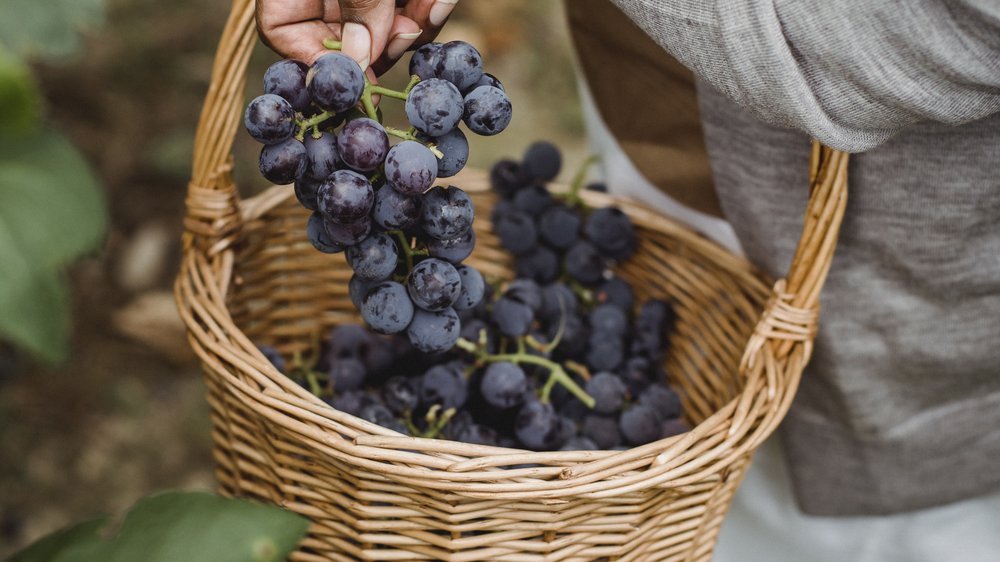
[{"left": 339, "top": 0, "right": 396, "bottom": 71}]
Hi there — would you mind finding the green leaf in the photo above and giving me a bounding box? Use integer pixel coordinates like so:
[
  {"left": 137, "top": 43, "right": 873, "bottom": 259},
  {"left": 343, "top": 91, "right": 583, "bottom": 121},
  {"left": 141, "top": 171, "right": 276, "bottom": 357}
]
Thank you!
[
  {"left": 0, "top": 47, "right": 40, "bottom": 134},
  {"left": 0, "top": 0, "right": 105, "bottom": 59},
  {"left": 8, "top": 492, "right": 311, "bottom": 562},
  {"left": 0, "top": 128, "right": 106, "bottom": 362}
]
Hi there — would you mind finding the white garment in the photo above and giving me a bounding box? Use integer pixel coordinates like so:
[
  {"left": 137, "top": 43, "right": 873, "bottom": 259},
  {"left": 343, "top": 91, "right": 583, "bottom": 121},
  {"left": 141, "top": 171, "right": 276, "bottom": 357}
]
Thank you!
[{"left": 577, "top": 78, "right": 1000, "bottom": 562}]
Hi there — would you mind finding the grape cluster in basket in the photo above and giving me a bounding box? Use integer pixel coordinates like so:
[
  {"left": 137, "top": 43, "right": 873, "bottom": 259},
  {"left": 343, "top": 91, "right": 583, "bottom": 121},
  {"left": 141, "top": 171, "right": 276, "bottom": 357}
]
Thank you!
[
  {"left": 259, "top": 139, "right": 690, "bottom": 451},
  {"left": 243, "top": 40, "right": 512, "bottom": 353}
]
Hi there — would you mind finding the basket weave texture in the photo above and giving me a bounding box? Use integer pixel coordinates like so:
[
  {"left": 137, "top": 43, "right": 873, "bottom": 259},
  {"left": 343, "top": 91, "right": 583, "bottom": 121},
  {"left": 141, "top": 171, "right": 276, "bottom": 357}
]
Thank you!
[{"left": 175, "top": 0, "right": 849, "bottom": 559}]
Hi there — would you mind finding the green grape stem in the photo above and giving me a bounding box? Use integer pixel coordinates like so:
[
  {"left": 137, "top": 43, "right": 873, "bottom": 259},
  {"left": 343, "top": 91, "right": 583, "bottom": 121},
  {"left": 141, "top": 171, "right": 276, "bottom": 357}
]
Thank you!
[
  {"left": 562, "top": 154, "right": 600, "bottom": 208},
  {"left": 294, "top": 110, "right": 336, "bottom": 141},
  {"left": 454, "top": 337, "right": 596, "bottom": 409},
  {"left": 389, "top": 229, "right": 428, "bottom": 277}
]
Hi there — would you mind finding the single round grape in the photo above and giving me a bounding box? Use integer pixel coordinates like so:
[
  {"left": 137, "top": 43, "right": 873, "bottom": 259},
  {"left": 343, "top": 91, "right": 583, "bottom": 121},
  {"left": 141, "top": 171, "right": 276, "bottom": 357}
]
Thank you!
[
  {"left": 323, "top": 215, "right": 371, "bottom": 246},
  {"left": 346, "top": 232, "right": 398, "bottom": 281},
  {"left": 547, "top": 313, "right": 588, "bottom": 359},
  {"left": 407, "top": 258, "right": 461, "bottom": 311},
  {"left": 307, "top": 212, "right": 345, "bottom": 254},
  {"left": 359, "top": 402, "right": 407, "bottom": 434},
  {"left": 326, "top": 324, "right": 372, "bottom": 359},
  {"left": 481, "top": 362, "right": 527, "bottom": 409},
  {"left": 426, "top": 228, "right": 475, "bottom": 263},
  {"left": 327, "top": 357, "right": 367, "bottom": 392},
  {"left": 317, "top": 169, "right": 374, "bottom": 224},
  {"left": 434, "top": 41, "right": 484, "bottom": 92},
  {"left": 294, "top": 176, "right": 322, "bottom": 211},
  {"left": 407, "top": 307, "right": 461, "bottom": 353},
  {"left": 263, "top": 59, "right": 311, "bottom": 112},
  {"left": 585, "top": 372, "right": 628, "bottom": 415},
  {"left": 515, "top": 399, "right": 564, "bottom": 451},
  {"left": 505, "top": 279, "right": 543, "bottom": 312},
  {"left": 586, "top": 337, "right": 624, "bottom": 372},
  {"left": 494, "top": 211, "right": 537, "bottom": 255},
  {"left": 302, "top": 131, "right": 339, "bottom": 180},
  {"left": 560, "top": 436, "right": 599, "bottom": 451},
  {"left": 361, "top": 281, "right": 414, "bottom": 335},
  {"left": 453, "top": 265, "right": 485, "bottom": 311},
  {"left": 419, "top": 361, "right": 467, "bottom": 408},
  {"left": 582, "top": 414, "right": 621, "bottom": 449},
  {"left": 244, "top": 94, "right": 296, "bottom": 144},
  {"left": 489, "top": 158, "right": 525, "bottom": 199},
  {"left": 596, "top": 277, "right": 634, "bottom": 312},
  {"left": 455, "top": 423, "right": 499, "bottom": 446},
  {"left": 372, "top": 186, "right": 421, "bottom": 230},
  {"left": 621, "top": 356, "right": 653, "bottom": 396},
  {"left": 306, "top": 52, "right": 365, "bottom": 113},
  {"left": 463, "top": 72, "right": 503, "bottom": 95},
  {"left": 637, "top": 383, "right": 683, "bottom": 421},
  {"left": 336, "top": 118, "right": 389, "bottom": 172},
  {"left": 522, "top": 141, "right": 562, "bottom": 182},
  {"left": 259, "top": 138, "right": 306, "bottom": 184},
  {"left": 349, "top": 274, "right": 373, "bottom": 309},
  {"left": 585, "top": 207, "right": 637, "bottom": 260},
  {"left": 564, "top": 241, "right": 606, "bottom": 285},
  {"left": 405, "top": 78, "right": 463, "bottom": 136},
  {"left": 620, "top": 404, "right": 662, "bottom": 446},
  {"left": 490, "top": 198, "right": 515, "bottom": 224},
  {"left": 512, "top": 184, "right": 552, "bottom": 217},
  {"left": 421, "top": 185, "right": 473, "bottom": 240},
  {"left": 425, "top": 128, "right": 469, "bottom": 178},
  {"left": 329, "top": 388, "right": 376, "bottom": 417},
  {"left": 492, "top": 296, "right": 534, "bottom": 338},
  {"left": 381, "top": 376, "right": 418, "bottom": 415},
  {"left": 385, "top": 140, "right": 437, "bottom": 196},
  {"left": 540, "top": 282, "right": 578, "bottom": 323},
  {"left": 515, "top": 246, "right": 559, "bottom": 284},
  {"left": 538, "top": 203, "right": 581, "bottom": 250},
  {"left": 462, "top": 85, "right": 512, "bottom": 136},
  {"left": 589, "top": 304, "right": 628, "bottom": 338},
  {"left": 409, "top": 42, "right": 441, "bottom": 80}
]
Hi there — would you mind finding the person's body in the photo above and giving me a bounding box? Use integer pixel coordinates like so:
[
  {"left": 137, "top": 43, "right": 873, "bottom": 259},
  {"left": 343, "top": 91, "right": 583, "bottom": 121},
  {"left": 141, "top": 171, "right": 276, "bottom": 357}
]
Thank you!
[{"left": 256, "top": 1, "right": 1000, "bottom": 559}]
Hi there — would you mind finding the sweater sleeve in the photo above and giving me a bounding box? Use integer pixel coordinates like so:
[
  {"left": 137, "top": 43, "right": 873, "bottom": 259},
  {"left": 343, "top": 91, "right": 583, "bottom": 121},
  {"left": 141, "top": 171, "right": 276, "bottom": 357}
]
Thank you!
[{"left": 609, "top": 0, "right": 1000, "bottom": 152}]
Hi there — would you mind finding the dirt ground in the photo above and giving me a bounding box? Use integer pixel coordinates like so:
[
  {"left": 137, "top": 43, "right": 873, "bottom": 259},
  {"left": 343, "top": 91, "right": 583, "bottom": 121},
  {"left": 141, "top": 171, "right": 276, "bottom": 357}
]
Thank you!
[{"left": 0, "top": 0, "right": 588, "bottom": 555}]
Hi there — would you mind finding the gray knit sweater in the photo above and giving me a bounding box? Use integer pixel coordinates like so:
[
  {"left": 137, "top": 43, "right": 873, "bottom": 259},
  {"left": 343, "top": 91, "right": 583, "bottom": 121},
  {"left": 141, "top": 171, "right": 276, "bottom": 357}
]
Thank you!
[{"left": 610, "top": 0, "right": 1000, "bottom": 515}]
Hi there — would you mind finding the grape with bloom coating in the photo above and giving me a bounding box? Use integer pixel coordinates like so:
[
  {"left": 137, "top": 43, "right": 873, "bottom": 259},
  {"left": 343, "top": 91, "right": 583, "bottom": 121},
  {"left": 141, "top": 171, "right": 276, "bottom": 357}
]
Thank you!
[
  {"left": 407, "top": 258, "right": 462, "bottom": 311},
  {"left": 515, "top": 399, "right": 565, "bottom": 450},
  {"left": 453, "top": 265, "right": 485, "bottom": 311},
  {"left": 426, "top": 228, "right": 475, "bottom": 263},
  {"left": 385, "top": 140, "right": 437, "bottom": 196},
  {"left": 302, "top": 132, "right": 338, "bottom": 180},
  {"left": 259, "top": 138, "right": 306, "bottom": 184},
  {"left": 405, "top": 78, "right": 463, "bottom": 136},
  {"left": 481, "top": 362, "right": 527, "bottom": 409},
  {"left": 306, "top": 53, "right": 364, "bottom": 113},
  {"left": 421, "top": 186, "right": 474, "bottom": 240},
  {"left": 372, "top": 186, "right": 421, "bottom": 230},
  {"left": 263, "top": 59, "right": 311, "bottom": 112},
  {"left": 294, "top": 176, "right": 322, "bottom": 211},
  {"left": 463, "top": 86, "right": 512, "bottom": 136},
  {"left": 306, "top": 212, "right": 344, "bottom": 254},
  {"left": 347, "top": 232, "right": 398, "bottom": 281},
  {"left": 361, "top": 281, "right": 415, "bottom": 335},
  {"left": 408, "top": 307, "right": 461, "bottom": 353},
  {"left": 323, "top": 215, "right": 371, "bottom": 246},
  {"left": 419, "top": 361, "right": 468, "bottom": 408},
  {"left": 317, "top": 169, "right": 374, "bottom": 224},
  {"left": 409, "top": 43, "right": 441, "bottom": 80},
  {"left": 244, "top": 94, "right": 296, "bottom": 144},
  {"left": 424, "top": 128, "right": 469, "bottom": 178},
  {"left": 434, "top": 41, "right": 484, "bottom": 92},
  {"left": 337, "top": 118, "right": 389, "bottom": 172}
]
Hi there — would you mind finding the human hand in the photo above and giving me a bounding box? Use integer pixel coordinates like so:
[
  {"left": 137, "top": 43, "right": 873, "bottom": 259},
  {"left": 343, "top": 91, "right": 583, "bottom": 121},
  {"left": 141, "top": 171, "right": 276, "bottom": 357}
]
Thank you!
[{"left": 256, "top": 0, "right": 459, "bottom": 73}]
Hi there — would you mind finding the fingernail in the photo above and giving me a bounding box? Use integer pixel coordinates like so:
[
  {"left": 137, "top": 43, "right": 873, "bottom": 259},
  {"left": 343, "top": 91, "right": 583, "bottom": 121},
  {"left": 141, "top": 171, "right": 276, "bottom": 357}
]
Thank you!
[
  {"left": 342, "top": 22, "right": 371, "bottom": 70},
  {"left": 429, "top": 0, "right": 458, "bottom": 27},
  {"left": 386, "top": 31, "right": 422, "bottom": 60}
]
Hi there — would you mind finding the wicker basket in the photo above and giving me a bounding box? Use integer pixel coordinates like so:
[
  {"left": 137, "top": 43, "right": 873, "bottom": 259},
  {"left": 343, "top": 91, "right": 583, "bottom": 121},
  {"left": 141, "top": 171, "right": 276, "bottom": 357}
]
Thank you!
[{"left": 176, "top": 0, "right": 849, "bottom": 559}]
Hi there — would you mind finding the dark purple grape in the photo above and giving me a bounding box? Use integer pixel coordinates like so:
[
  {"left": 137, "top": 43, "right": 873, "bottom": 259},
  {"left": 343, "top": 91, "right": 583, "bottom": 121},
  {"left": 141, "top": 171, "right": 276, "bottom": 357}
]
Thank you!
[
  {"left": 347, "top": 232, "right": 398, "bottom": 281},
  {"left": 405, "top": 78, "right": 463, "bottom": 136},
  {"left": 426, "top": 128, "right": 468, "bottom": 178},
  {"left": 257, "top": 345, "right": 286, "bottom": 373},
  {"left": 330, "top": 389, "right": 376, "bottom": 416},
  {"left": 326, "top": 324, "right": 372, "bottom": 359},
  {"left": 244, "top": 94, "right": 296, "bottom": 144},
  {"left": 490, "top": 199, "right": 515, "bottom": 224},
  {"left": 620, "top": 356, "right": 653, "bottom": 396},
  {"left": 540, "top": 283, "right": 577, "bottom": 323},
  {"left": 492, "top": 296, "right": 534, "bottom": 338},
  {"left": 489, "top": 159, "right": 525, "bottom": 199},
  {"left": 383, "top": 375, "right": 419, "bottom": 415},
  {"left": 565, "top": 241, "right": 606, "bottom": 285},
  {"left": 307, "top": 212, "right": 345, "bottom": 254},
  {"left": 494, "top": 211, "right": 537, "bottom": 256},
  {"left": 462, "top": 86, "right": 512, "bottom": 136},
  {"left": 596, "top": 277, "right": 634, "bottom": 312},
  {"left": 633, "top": 299, "right": 676, "bottom": 360},
  {"left": 336, "top": 118, "right": 389, "bottom": 172},
  {"left": 327, "top": 357, "right": 367, "bottom": 392},
  {"left": 385, "top": 140, "right": 437, "bottom": 196},
  {"left": 407, "top": 307, "right": 461, "bottom": 353},
  {"left": 419, "top": 361, "right": 467, "bottom": 408},
  {"left": 408, "top": 42, "right": 441, "bottom": 80},
  {"left": 323, "top": 215, "right": 371, "bottom": 246},
  {"left": 560, "top": 436, "right": 598, "bottom": 451},
  {"left": 295, "top": 176, "right": 322, "bottom": 211},
  {"left": 426, "top": 228, "right": 475, "bottom": 263},
  {"left": 302, "top": 131, "right": 339, "bottom": 180},
  {"left": 582, "top": 414, "right": 621, "bottom": 449},
  {"left": 306, "top": 52, "right": 365, "bottom": 113},
  {"left": 620, "top": 404, "right": 661, "bottom": 445},
  {"left": 505, "top": 279, "right": 543, "bottom": 312},
  {"left": 263, "top": 59, "right": 311, "bottom": 112},
  {"left": 515, "top": 399, "right": 564, "bottom": 451},
  {"left": 361, "top": 281, "right": 415, "bottom": 334},
  {"left": 538, "top": 204, "right": 581, "bottom": 250},
  {"left": 661, "top": 418, "right": 690, "bottom": 438},
  {"left": 259, "top": 138, "right": 306, "bottom": 184},
  {"left": 522, "top": 141, "right": 562, "bottom": 182},
  {"left": 421, "top": 185, "right": 473, "bottom": 240},
  {"left": 349, "top": 274, "right": 373, "bottom": 309},
  {"left": 586, "top": 337, "right": 623, "bottom": 372},
  {"left": 372, "top": 186, "right": 421, "bottom": 230},
  {"left": 585, "top": 372, "right": 628, "bottom": 415},
  {"left": 359, "top": 402, "right": 407, "bottom": 434},
  {"left": 453, "top": 265, "right": 484, "bottom": 311},
  {"left": 481, "top": 362, "right": 527, "bottom": 409},
  {"left": 512, "top": 184, "right": 552, "bottom": 217},
  {"left": 434, "top": 41, "right": 484, "bottom": 92},
  {"left": 317, "top": 169, "right": 374, "bottom": 224},
  {"left": 407, "top": 258, "right": 461, "bottom": 311},
  {"left": 638, "top": 383, "right": 683, "bottom": 421},
  {"left": 586, "top": 207, "right": 636, "bottom": 260},
  {"left": 548, "top": 313, "right": 587, "bottom": 359},
  {"left": 515, "top": 246, "right": 559, "bottom": 283},
  {"left": 589, "top": 304, "right": 628, "bottom": 338},
  {"left": 463, "top": 72, "right": 503, "bottom": 95}
]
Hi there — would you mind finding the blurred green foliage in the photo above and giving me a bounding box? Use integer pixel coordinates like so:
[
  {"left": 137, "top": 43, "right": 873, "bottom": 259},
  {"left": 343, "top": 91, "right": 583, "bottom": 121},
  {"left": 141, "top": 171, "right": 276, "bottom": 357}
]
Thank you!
[
  {"left": 0, "top": 1, "right": 108, "bottom": 363},
  {"left": 8, "top": 491, "right": 310, "bottom": 562}
]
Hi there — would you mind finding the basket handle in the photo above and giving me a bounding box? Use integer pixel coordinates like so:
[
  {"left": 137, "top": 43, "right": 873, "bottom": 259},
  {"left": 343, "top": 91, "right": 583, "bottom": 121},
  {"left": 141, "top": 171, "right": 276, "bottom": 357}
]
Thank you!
[{"left": 184, "top": 0, "right": 256, "bottom": 251}]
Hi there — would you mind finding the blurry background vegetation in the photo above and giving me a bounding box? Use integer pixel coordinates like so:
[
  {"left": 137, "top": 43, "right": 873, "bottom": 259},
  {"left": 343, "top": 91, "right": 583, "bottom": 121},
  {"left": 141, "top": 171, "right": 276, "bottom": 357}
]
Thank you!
[{"left": 0, "top": 0, "right": 586, "bottom": 556}]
